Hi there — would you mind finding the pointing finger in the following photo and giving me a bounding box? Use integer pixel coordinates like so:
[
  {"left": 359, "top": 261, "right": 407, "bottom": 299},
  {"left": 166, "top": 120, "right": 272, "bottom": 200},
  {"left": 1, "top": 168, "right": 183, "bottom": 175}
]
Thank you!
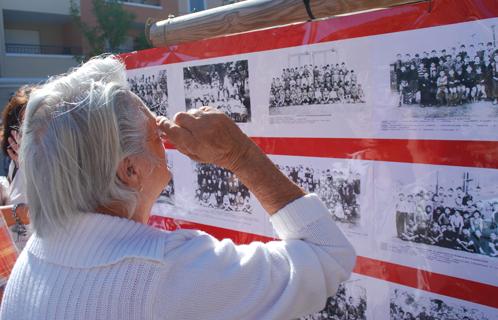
[
  {"left": 157, "top": 117, "right": 191, "bottom": 144},
  {"left": 157, "top": 117, "right": 202, "bottom": 160}
]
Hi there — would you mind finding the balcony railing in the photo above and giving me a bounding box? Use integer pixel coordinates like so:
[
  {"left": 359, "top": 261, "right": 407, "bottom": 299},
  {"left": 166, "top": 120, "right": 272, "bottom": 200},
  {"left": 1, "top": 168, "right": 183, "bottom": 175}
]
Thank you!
[{"left": 5, "top": 43, "right": 83, "bottom": 56}]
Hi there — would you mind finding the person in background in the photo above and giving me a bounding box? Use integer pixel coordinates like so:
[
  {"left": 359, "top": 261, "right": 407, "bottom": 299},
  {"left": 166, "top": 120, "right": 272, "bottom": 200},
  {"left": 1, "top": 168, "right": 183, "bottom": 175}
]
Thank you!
[
  {"left": 0, "top": 87, "right": 33, "bottom": 251},
  {"left": 1, "top": 86, "right": 35, "bottom": 205},
  {"left": 0, "top": 55, "right": 355, "bottom": 320},
  {"left": 0, "top": 177, "right": 9, "bottom": 206}
]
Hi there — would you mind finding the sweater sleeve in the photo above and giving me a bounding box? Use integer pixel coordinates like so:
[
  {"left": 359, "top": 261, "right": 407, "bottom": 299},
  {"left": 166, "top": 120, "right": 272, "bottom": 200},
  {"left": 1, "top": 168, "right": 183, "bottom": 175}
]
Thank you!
[{"left": 153, "top": 194, "right": 356, "bottom": 320}]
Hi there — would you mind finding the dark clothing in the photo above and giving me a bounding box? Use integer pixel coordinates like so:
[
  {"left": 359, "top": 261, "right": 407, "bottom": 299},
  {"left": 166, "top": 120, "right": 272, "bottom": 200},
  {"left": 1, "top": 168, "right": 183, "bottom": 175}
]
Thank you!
[
  {"left": 419, "top": 77, "right": 432, "bottom": 105},
  {"left": 396, "top": 211, "right": 408, "bottom": 238},
  {"left": 471, "top": 235, "right": 489, "bottom": 254},
  {"left": 462, "top": 194, "right": 473, "bottom": 206}
]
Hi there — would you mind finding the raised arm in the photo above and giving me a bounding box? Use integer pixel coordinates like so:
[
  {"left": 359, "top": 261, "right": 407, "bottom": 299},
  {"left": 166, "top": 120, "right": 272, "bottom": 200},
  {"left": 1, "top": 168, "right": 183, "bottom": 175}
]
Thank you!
[{"left": 155, "top": 107, "right": 356, "bottom": 319}]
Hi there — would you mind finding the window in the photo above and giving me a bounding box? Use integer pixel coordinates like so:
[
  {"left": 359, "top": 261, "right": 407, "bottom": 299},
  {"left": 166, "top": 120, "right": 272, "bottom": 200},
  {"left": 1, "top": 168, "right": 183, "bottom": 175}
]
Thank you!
[
  {"left": 4, "top": 29, "right": 40, "bottom": 46},
  {"left": 189, "top": 0, "right": 206, "bottom": 12}
]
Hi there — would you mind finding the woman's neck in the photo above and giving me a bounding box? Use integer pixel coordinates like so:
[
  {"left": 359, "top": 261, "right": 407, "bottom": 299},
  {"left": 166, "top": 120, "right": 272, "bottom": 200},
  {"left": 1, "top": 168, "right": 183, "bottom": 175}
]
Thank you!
[{"left": 96, "top": 199, "right": 151, "bottom": 224}]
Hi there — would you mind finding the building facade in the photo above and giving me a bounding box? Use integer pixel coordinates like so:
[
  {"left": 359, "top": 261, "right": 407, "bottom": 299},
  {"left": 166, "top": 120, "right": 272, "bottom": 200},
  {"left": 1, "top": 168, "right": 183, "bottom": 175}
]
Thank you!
[{"left": 0, "top": 0, "right": 241, "bottom": 106}]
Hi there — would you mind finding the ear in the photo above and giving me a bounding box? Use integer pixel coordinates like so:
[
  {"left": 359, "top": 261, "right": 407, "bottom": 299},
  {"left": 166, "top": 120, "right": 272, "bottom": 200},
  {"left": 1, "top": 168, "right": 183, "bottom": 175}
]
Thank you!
[{"left": 117, "top": 156, "right": 141, "bottom": 189}]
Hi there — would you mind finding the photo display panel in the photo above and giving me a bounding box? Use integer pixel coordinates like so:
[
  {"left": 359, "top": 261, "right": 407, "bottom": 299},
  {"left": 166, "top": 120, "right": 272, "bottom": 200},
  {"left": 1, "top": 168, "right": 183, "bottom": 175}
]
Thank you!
[
  {"left": 370, "top": 18, "right": 498, "bottom": 141},
  {"left": 123, "top": 0, "right": 498, "bottom": 317}
]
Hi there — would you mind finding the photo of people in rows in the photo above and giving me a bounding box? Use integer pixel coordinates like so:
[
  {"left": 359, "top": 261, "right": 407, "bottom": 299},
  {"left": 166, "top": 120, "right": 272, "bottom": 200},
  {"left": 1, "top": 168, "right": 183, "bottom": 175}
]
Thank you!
[
  {"left": 395, "top": 173, "right": 498, "bottom": 258},
  {"left": 277, "top": 165, "right": 361, "bottom": 225},
  {"left": 390, "top": 288, "right": 492, "bottom": 320},
  {"left": 269, "top": 62, "right": 365, "bottom": 108},
  {"left": 128, "top": 70, "right": 169, "bottom": 117},
  {"left": 184, "top": 60, "right": 251, "bottom": 123},
  {"left": 194, "top": 164, "right": 251, "bottom": 213},
  {"left": 391, "top": 41, "right": 498, "bottom": 108},
  {"left": 302, "top": 283, "right": 367, "bottom": 320}
]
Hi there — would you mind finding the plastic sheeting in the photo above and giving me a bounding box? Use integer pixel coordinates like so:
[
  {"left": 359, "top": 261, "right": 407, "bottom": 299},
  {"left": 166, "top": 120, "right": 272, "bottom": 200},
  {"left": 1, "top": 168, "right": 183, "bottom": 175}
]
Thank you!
[{"left": 123, "top": 0, "right": 498, "bottom": 318}]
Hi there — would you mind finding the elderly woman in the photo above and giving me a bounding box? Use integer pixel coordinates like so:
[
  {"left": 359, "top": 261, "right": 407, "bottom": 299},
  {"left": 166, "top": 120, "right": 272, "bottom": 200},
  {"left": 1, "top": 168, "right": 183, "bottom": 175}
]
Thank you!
[{"left": 0, "top": 55, "right": 355, "bottom": 320}]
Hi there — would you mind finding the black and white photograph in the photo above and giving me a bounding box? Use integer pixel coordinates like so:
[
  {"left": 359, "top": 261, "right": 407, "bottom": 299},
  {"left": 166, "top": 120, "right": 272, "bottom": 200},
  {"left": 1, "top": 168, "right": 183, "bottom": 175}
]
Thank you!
[
  {"left": 390, "top": 37, "right": 498, "bottom": 115},
  {"left": 277, "top": 164, "right": 361, "bottom": 225},
  {"left": 127, "top": 67, "right": 169, "bottom": 117},
  {"left": 301, "top": 281, "right": 367, "bottom": 320},
  {"left": 251, "top": 37, "right": 373, "bottom": 136},
  {"left": 390, "top": 288, "right": 495, "bottom": 320},
  {"left": 183, "top": 60, "right": 251, "bottom": 122},
  {"left": 194, "top": 163, "right": 251, "bottom": 213},
  {"left": 373, "top": 162, "right": 498, "bottom": 286},
  {"left": 392, "top": 171, "right": 498, "bottom": 258},
  {"left": 269, "top": 48, "right": 366, "bottom": 115},
  {"left": 372, "top": 18, "right": 498, "bottom": 141}
]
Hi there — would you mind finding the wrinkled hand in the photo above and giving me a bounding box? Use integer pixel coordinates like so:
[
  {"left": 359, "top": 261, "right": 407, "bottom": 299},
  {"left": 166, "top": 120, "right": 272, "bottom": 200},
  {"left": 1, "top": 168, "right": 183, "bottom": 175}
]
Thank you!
[
  {"left": 7, "top": 130, "right": 20, "bottom": 167},
  {"left": 157, "top": 107, "right": 305, "bottom": 214},
  {"left": 156, "top": 107, "right": 255, "bottom": 172}
]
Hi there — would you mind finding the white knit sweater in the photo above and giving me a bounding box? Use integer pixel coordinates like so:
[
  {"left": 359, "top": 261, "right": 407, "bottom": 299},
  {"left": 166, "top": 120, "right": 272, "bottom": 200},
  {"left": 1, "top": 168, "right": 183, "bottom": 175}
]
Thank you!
[{"left": 0, "top": 194, "right": 355, "bottom": 320}]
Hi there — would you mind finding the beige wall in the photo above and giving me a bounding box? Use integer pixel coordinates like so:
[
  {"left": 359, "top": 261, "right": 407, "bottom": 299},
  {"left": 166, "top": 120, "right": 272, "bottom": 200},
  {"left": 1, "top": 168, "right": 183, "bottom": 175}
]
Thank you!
[
  {"left": 5, "top": 22, "right": 60, "bottom": 46},
  {"left": 1, "top": 0, "right": 73, "bottom": 16},
  {"left": 4, "top": 20, "right": 81, "bottom": 48},
  {"left": 0, "top": 0, "right": 78, "bottom": 140},
  {"left": 4, "top": 29, "right": 40, "bottom": 45},
  {"left": 3, "top": 54, "right": 78, "bottom": 78}
]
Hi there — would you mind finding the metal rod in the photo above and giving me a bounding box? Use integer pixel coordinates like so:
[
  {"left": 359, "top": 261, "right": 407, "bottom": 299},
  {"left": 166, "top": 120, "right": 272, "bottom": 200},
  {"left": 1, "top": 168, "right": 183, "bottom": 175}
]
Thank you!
[{"left": 147, "top": 0, "right": 428, "bottom": 47}]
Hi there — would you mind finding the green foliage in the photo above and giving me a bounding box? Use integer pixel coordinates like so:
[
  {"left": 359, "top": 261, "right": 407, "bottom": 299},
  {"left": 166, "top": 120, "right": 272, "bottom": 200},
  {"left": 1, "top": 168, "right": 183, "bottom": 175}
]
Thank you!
[
  {"left": 134, "top": 31, "right": 153, "bottom": 52},
  {"left": 70, "top": 0, "right": 136, "bottom": 60}
]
